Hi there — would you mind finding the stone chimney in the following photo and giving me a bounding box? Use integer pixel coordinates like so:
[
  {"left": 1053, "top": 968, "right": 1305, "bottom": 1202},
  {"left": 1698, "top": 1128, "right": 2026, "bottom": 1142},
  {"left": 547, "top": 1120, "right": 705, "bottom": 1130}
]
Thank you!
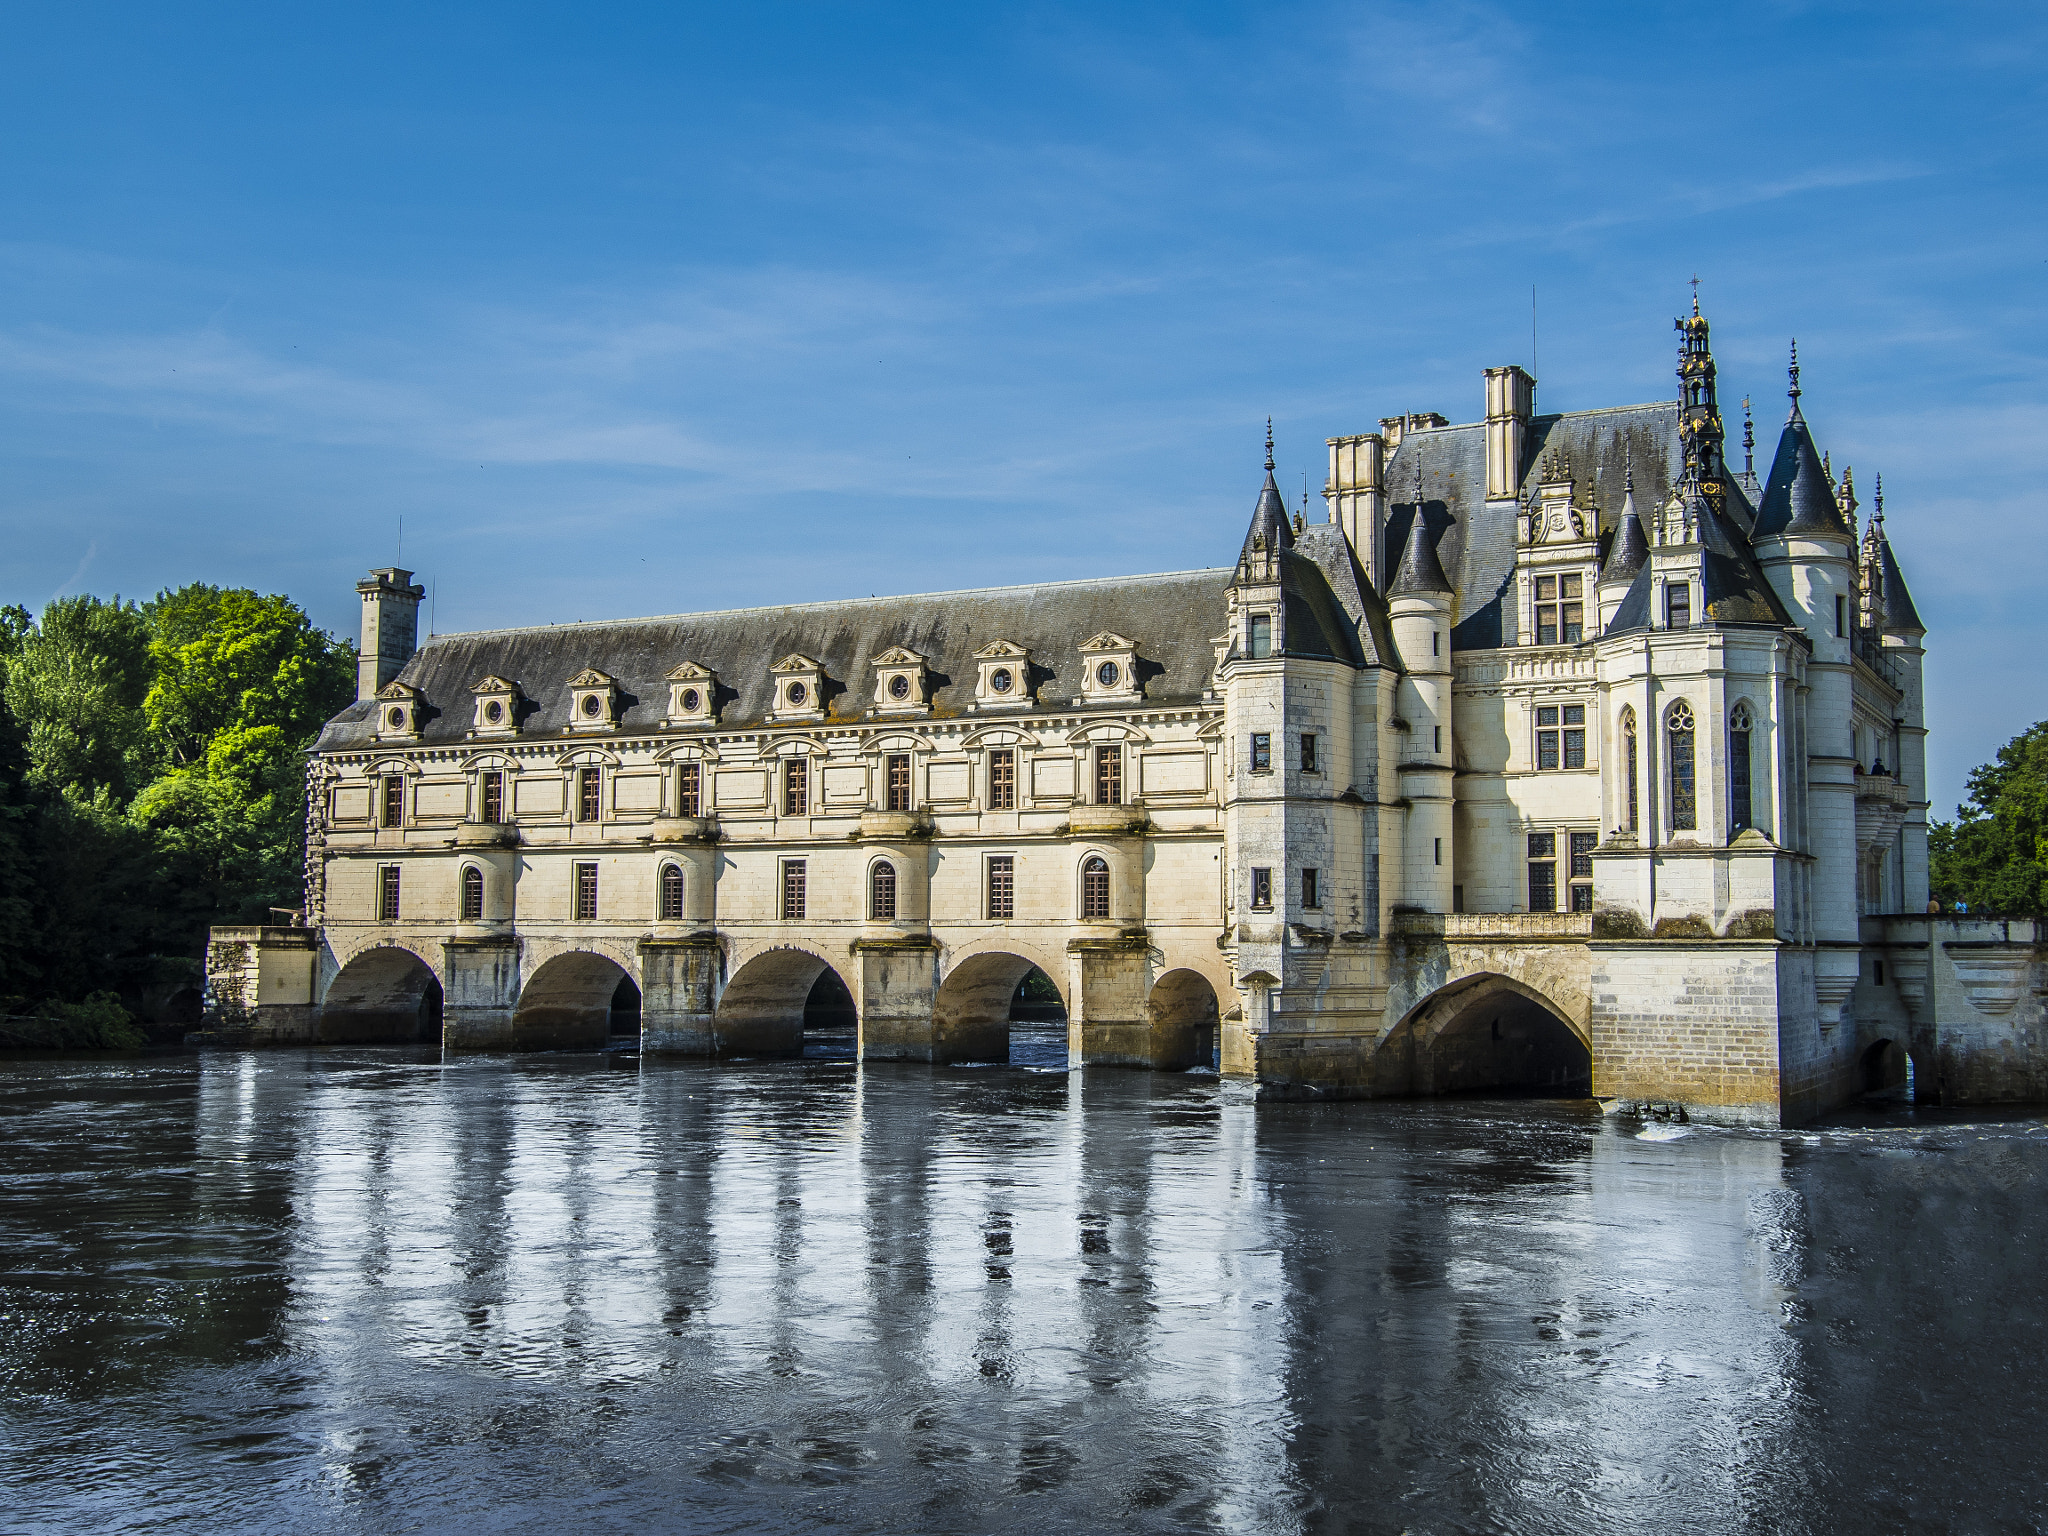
[
  {"left": 356, "top": 567, "right": 426, "bottom": 702},
  {"left": 1484, "top": 365, "right": 1535, "bottom": 501},
  {"left": 1324, "top": 433, "right": 1386, "bottom": 585}
]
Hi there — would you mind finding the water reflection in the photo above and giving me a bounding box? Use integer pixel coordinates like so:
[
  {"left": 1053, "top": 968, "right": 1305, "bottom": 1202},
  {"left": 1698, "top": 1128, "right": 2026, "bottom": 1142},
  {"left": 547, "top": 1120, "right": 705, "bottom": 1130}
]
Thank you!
[{"left": 1, "top": 1052, "right": 2044, "bottom": 1533}]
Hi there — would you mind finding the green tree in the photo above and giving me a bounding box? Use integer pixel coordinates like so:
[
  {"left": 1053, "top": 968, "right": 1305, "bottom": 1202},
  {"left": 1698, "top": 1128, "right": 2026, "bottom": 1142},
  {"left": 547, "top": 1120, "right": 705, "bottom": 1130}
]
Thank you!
[
  {"left": 3, "top": 595, "right": 155, "bottom": 803},
  {"left": 1930, "top": 720, "right": 2048, "bottom": 916}
]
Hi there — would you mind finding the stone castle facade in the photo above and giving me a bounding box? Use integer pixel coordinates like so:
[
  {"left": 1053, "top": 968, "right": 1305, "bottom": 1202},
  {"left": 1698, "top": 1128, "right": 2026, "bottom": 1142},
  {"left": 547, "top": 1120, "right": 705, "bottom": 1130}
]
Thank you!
[{"left": 204, "top": 304, "right": 2048, "bottom": 1125}]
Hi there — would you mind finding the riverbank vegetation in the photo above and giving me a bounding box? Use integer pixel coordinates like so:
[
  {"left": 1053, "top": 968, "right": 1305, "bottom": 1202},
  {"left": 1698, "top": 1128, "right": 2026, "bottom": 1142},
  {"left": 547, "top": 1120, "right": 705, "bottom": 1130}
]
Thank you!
[
  {"left": 0, "top": 588, "right": 352, "bottom": 1040},
  {"left": 1930, "top": 720, "right": 2048, "bottom": 916}
]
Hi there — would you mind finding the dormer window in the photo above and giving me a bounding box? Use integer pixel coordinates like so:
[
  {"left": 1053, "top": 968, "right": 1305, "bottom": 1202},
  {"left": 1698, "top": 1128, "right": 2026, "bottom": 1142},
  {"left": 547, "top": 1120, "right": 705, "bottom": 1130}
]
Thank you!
[
  {"left": 869, "top": 647, "right": 931, "bottom": 718},
  {"left": 971, "top": 639, "right": 1032, "bottom": 711},
  {"left": 768, "top": 654, "right": 827, "bottom": 723},
  {"left": 1075, "top": 632, "right": 1143, "bottom": 707},
  {"left": 1666, "top": 582, "right": 1693, "bottom": 631},
  {"left": 664, "top": 662, "right": 718, "bottom": 727},
  {"left": 468, "top": 675, "right": 521, "bottom": 738},
  {"left": 1247, "top": 614, "right": 1273, "bottom": 659},
  {"left": 374, "top": 682, "right": 425, "bottom": 741},
  {"left": 566, "top": 668, "right": 620, "bottom": 732}
]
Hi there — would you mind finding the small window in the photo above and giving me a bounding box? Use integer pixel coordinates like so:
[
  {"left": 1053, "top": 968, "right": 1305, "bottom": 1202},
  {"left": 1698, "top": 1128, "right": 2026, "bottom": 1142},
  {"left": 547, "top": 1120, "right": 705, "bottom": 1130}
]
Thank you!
[
  {"left": 574, "top": 862, "right": 598, "bottom": 921},
  {"left": 1667, "top": 582, "right": 1692, "bottom": 630},
  {"left": 784, "top": 758, "right": 809, "bottom": 817},
  {"left": 886, "top": 753, "right": 912, "bottom": 812},
  {"left": 1434, "top": 837, "right": 1442, "bottom": 867},
  {"left": 1096, "top": 661, "right": 1121, "bottom": 688},
  {"left": 870, "top": 860, "right": 897, "bottom": 921},
  {"left": 1876, "top": 961, "right": 1885, "bottom": 986},
  {"left": 1432, "top": 629, "right": 1440, "bottom": 656},
  {"left": 377, "top": 865, "right": 401, "bottom": 921},
  {"left": 660, "top": 863, "right": 685, "bottom": 921},
  {"left": 782, "top": 859, "right": 806, "bottom": 920},
  {"left": 1527, "top": 832, "right": 1556, "bottom": 911},
  {"left": 580, "top": 694, "right": 603, "bottom": 719},
  {"left": 479, "top": 771, "right": 504, "bottom": 825},
  {"left": 1302, "top": 868, "right": 1320, "bottom": 909},
  {"left": 577, "top": 767, "right": 602, "bottom": 823},
  {"left": 888, "top": 673, "right": 912, "bottom": 701},
  {"left": 989, "top": 749, "right": 1016, "bottom": 810},
  {"left": 1249, "top": 867, "right": 1273, "bottom": 911},
  {"left": 1250, "top": 733, "right": 1271, "bottom": 773},
  {"left": 460, "top": 865, "right": 483, "bottom": 921},
  {"left": 1569, "top": 831, "right": 1596, "bottom": 912},
  {"left": 1433, "top": 725, "right": 1442, "bottom": 754},
  {"left": 1248, "top": 614, "right": 1272, "bottom": 659},
  {"left": 1563, "top": 705, "right": 1585, "bottom": 769},
  {"left": 1300, "top": 733, "right": 1318, "bottom": 774},
  {"left": 1835, "top": 593, "right": 1846, "bottom": 638},
  {"left": 381, "top": 775, "right": 404, "bottom": 828},
  {"left": 785, "top": 679, "right": 808, "bottom": 708},
  {"left": 989, "top": 666, "right": 1013, "bottom": 695},
  {"left": 1621, "top": 705, "right": 1639, "bottom": 833},
  {"left": 1082, "top": 856, "right": 1111, "bottom": 918},
  {"left": 1095, "top": 744, "right": 1123, "bottom": 806},
  {"left": 987, "top": 855, "right": 1014, "bottom": 920},
  {"left": 678, "top": 761, "right": 701, "bottom": 818}
]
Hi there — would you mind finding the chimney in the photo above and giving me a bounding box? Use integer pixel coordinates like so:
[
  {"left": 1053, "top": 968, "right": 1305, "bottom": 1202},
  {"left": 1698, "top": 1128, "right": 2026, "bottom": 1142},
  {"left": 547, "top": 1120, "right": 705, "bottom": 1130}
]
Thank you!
[
  {"left": 1324, "top": 433, "right": 1386, "bottom": 584},
  {"left": 1484, "top": 365, "right": 1535, "bottom": 501},
  {"left": 356, "top": 567, "right": 426, "bottom": 702}
]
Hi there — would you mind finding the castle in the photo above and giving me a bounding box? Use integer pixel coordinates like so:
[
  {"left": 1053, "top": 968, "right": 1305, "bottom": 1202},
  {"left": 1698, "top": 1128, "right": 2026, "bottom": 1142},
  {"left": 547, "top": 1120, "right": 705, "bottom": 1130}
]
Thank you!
[{"left": 203, "top": 302, "right": 2048, "bottom": 1125}]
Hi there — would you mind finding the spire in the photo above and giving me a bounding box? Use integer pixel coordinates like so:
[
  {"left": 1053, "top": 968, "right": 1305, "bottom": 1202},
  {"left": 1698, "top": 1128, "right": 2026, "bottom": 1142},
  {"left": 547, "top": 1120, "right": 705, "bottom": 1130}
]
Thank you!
[
  {"left": 1235, "top": 426, "right": 1294, "bottom": 575},
  {"left": 1265, "top": 416, "right": 1275, "bottom": 473},
  {"left": 1390, "top": 459, "right": 1453, "bottom": 595},
  {"left": 1600, "top": 466, "right": 1649, "bottom": 585},
  {"left": 1753, "top": 342, "right": 1852, "bottom": 542},
  {"left": 1787, "top": 339, "right": 1803, "bottom": 419},
  {"left": 1675, "top": 292, "right": 1727, "bottom": 484}
]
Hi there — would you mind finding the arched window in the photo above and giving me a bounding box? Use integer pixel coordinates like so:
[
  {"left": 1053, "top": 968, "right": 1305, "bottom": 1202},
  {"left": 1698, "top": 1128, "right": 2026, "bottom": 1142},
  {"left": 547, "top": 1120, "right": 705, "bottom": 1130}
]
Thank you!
[
  {"left": 659, "top": 863, "right": 685, "bottom": 921},
  {"left": 460, "top": 864, "right": 484, "bottom": 921},
  {"left": 870, "top": 860, "right": 897, "bottom": 921},
  {"left": 1081, "top": 856, "right": 1111, "bottom": 919},
  {"left": 1667, "top": 701, "right": 1697, "bottom": 832},
  {"left": 1729, "top": 702, "right": 1755, "bottom": 836},
  {"left": 1619, "top": 705, "right": 1639, "bottom": 834}
]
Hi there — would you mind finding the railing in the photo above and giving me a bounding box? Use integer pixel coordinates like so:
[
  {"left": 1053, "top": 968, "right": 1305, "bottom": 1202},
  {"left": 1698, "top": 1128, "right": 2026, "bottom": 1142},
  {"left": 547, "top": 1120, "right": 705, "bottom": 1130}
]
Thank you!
[{"left": 1853, "top": 631, "right": 1903, "bottom": 691}]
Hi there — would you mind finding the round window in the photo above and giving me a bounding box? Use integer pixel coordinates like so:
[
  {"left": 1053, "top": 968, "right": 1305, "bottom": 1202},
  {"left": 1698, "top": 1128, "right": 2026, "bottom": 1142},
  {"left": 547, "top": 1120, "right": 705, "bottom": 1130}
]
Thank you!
[
  {"left": 387, "top": 708, "right": 406, "bottom": 728},
  {"left": 484, "top": 700, "right": 504, "bottom": 724},
  {"left": 1097, "top": 661, "right": 1120, "bottom": 687},
  {"left": 787, "top": 681, "right": 808, "bottom": 706},
  {"left": 888, "top": 674, "right": 911, "bottom": 700},
  {"left": 581, "top": 695, "right": 602, "bottom": 718},
  {"left": 680, "top": 688, "right": 700, "bottom": 712},
  {"left": 989, "top": 667, "right": 1012, "bottom": 694}
]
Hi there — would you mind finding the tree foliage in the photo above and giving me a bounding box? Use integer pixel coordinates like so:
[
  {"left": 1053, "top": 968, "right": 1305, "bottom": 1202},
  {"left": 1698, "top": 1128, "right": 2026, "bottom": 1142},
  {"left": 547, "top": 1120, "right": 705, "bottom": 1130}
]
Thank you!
[{"left": 1930, "top": 720, "right": 2048, "bottom": 917}]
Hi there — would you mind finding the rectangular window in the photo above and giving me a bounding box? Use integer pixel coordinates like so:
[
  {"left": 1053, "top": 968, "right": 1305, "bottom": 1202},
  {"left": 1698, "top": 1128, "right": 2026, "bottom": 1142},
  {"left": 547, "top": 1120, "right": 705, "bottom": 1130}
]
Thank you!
[
  {"left": 1730, "top": 725, "right": 1753, "bottom": 834},
  {"left": 1667, "top": 582, "right": 1692, "bottom": 630},
  {"left": 781, "top": 859, "right": 806, "bottom": 920},
  {"left": 1570, "top": 831, "right": 1596, "bottom": 912},
  {"left": 1300, "top": 733, "right": 1318, "bottom": 773},
  {"left": 1248, "top": 613, "right": 1272, "bottom": 659},
  {"left": 1250, "top": 867, "right": 1273, "bottom": 910},
  {"left": 784, "top": 758, "right": 808, "bottom": 816},
  {"left": 1537, "top": 706, "right": 1560, "bottom": 770},
  {"left": 987, "top": 855, "right": 1015, "bottom": 920},
  {"left": 1301, "top": 868, "right": 1320, "bottom": 909},
  {"left": 1527, "top": 832, "right": 1556, "bottom": 911},
  {"left": 574, "top": 862, "right": 598, "bottom": 921},
  {"left": 578, "top": 767, "right": 602, "bottom": 823},
  {"left": 461, "top": 865, "right": 484, "bottom": 921},
  {"left": 1535, "top": 574, "right": 1559, "bottom": 646},
  {"left": 989, "top": 749, "right": 1016, "bottom": 810},
  {"left": 678, "top": 761, "right": 701, "bottom": 818},
  {"left": 886, "top": 753, "right": 911, "bottom": 812},
  {"left": 1562, "top": 573, "right": 1584, "bottom": 643},
  {"left": 1250, "top": 733, "right": 1271, "bottom": 773},
  {"left": 479, "top": 771, "right": 503, "bottom": 825},
  {"left": 1433, "top": 725, "right": 1442, "bottom": 754},
  {"left": 1835, "top": 593, "right": 1846, "bottom": 637},
  {"left": 377, "top": 865, "right": 400, "bottom": 921},
  {"left": 1433, "top": 836, "right": 1442, "bottom": 866},
  {"left": 1570, "top": 881, "right": 1593, "bottom": 913},
  {"left": 1095, "top": 744, "right": 1122, "bottom": 806},
  {"left": 381, "top": 775, "right": 404, "bottom": 828},
  {"left": 869, "top": 861, "right": 896, "bottom": 920},
  {"left": 1563, "top": 704, "right": 1585, "bottom": 769}
]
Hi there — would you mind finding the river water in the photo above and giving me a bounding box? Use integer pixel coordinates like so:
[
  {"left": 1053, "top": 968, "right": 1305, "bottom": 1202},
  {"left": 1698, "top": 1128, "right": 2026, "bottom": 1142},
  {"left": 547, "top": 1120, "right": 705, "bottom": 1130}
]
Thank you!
[{"left": 3, "top": 1048, "right": 2044, "bottom": 1535}]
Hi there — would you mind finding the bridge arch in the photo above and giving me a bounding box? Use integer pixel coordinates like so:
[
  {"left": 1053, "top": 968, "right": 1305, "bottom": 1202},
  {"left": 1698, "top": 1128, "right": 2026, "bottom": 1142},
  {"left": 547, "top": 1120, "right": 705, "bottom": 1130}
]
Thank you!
[
  {"left": 514, "top": 949, "right": 636, "bottom": 1051},
  {"left": 1148, "top": 968, "right": 1221, "bottom": 1071},
  {"left": 715, "top": 945, "right": 855, "bottom": 1057},
  {"left": 1378, "top": 971, "right": 1590, "bottom": 1098},
  {"left": 322, "top": 942, "right": 444, "bottom": 1043},
  {"left": 932, "top": 950, "right": 1064, "bottom": 1064}
]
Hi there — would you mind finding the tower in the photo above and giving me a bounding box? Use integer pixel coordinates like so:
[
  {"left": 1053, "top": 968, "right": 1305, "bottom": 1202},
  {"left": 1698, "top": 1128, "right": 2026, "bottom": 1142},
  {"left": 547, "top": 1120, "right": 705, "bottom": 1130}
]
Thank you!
[
  {"left": 1387, "top": 471, "right": 1455, "bottom": 913},
  {"left": 356, "top": 567, "right": 426, "bottom": 703}
]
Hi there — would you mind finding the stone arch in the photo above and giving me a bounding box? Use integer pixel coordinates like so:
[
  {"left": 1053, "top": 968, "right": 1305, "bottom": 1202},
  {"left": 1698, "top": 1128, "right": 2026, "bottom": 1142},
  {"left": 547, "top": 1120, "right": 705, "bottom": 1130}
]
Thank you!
[
  {"left": 932, "top": 950, "right": 1064, "bottom": 1064},
  {"left": 715, "top": 945, "right": 855, "bottom": 1057},
  {"left": 1860, "top": 1037, "right": 1911, "bottom": 1098},
  {"left": 514, "top": 949, "right": 635, "bottom": 1050},
  {"left": 1378, "top": 971, "right": 1590, "bottom": 1098},
  {"left": 1148, "top": 968, "right": 1221, "bottom": 1070},
  {"left": 322, "top": 943, "right": 444, "bottom": 1044}
]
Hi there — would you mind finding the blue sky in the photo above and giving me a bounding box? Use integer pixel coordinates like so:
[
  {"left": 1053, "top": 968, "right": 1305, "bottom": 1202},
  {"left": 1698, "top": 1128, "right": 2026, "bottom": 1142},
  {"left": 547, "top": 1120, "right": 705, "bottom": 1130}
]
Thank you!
[{"left": 0, "top": 1, "right": 2042, "bottom": 813}]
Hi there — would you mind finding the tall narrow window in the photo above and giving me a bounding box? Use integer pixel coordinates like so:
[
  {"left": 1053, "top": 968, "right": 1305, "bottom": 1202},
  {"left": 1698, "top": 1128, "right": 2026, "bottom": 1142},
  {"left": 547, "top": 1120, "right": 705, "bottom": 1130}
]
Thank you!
[
  {"left": 1534, "top": 575, "right": 1583, "bottom": 644},
  {"left": 1621, "top": 706, "right": 1639, "bottom": 833},
  {"left": 986, "top": 856, "right": 1014, "bottom": 920},
  {"left": 1250, "top": 733, "right": 1271, "bottom": 773},
  {"left": 1249, "top": 866, "right": 1272, "bottom": 911},
  {"left": 1666, "top": 582, "right": 1692, "bottom": 630},
  {"left": 377, "top": 865, "right": 401, "bottom": 921},
  {"left": 1569, "top": 832, "right": 1596, "bottom": 912},
  {"left": 886, "top": 753, "right": 912, "bottom": 812},
  {"left": 659, "top": 863, "right": 684, "bottom": 921},
  {"left": 1730, "top": 703, "right": 1755, "bottom": 835},
  {"left": 782, "top": 859, "right": 806, "bottom": 919},
  {"left": 1301, "top": 868, "right": 1321, "bottom": 909},
  {"left": 989, "top": 749, "right": 1016, "bottom": 810},
  {"left": 480, "top": 771, "right": 504, "bottom": 825},
  {"left": 574, "top": 862, "right": 599, "bottom": 921},
  {"left": 1835, "top": 594, "right": 1846, "bottom": 637},
  {"left": 578, "top": 767, "right": 602, "bottom": 823},
  {"left": 1668, "top": 702, "right": 1697, "bottom": 831},
  {"left": 1563, "top": 705, "right": 1586, "bottom": 769},
  {"left": 869, "top": 860, "right": 896, "bottom": 920},
  {"left": 1095, "top": 744, "right": 1122, "bottom": 806},
  {"left": 460, "top": 864, "right": 484, "bottom": 921},
  {"left": 677, "top": 761, "right": 701, "bottom": 818},
  {"left": 1527, "top": 833, "right": 1557, "bottom": 911},
  {"left": 1537, "top": 706, "right": 1561, "bottom": 770},
  {"left": 1248, "top": 613, "right": 1272, "bottom": 659},
  {"left": 783, "top": 758, "right": 808, "bottom": 816},
  {"left": 1300, "top": 733, "right": 1318, "bottom": 773},
  {"left": 1433, "top": 725, "right": 1443, "bottom": 754},
  {"left": 381, "top": 775, "right": 404, "bottom": 828},
  {"left": 1082, "top": 856, "right": 1111, "bottom": 918}
]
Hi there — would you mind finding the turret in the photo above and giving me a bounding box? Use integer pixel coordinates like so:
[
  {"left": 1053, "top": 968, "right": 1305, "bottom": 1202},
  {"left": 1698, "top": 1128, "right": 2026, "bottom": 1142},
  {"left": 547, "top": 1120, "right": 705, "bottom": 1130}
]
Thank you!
[
  {"left": 356, "top": 567, "right": 426, "bottom": 703},
  {"left": 1388, "top": 469, "right": 1455, "bottom": 912},
  {"left": 1596, "top": 468, "right": 1649, "bottom": 631}
]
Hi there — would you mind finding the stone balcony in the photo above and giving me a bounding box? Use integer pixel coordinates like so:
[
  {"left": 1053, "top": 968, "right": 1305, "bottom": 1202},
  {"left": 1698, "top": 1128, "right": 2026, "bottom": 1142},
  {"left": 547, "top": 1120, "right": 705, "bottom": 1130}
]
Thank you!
[
  {"left": 646, "top": 815, "right": 719, "bottom": 844},
  {"left": 1854, "top": 773, "right": 1910, "bottom": 856},
  {"left": 1066, "top": 802, "right": 1150, "bottom": 836},
  {"left": 858, "top": 809, "right": 935, "bottom": 841},
  {"left": 1390, "top": 911, "right": 1593, "bottom": 942}
]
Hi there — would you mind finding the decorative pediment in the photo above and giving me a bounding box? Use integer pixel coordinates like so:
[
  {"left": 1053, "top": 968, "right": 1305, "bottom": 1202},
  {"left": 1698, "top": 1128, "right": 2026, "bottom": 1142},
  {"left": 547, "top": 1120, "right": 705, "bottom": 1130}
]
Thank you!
[
  {"left": 468, "top": 675, "right": 523, "bottom": 738},
  {"left": 665, "top": 660, "right": 714, "bottom": 681},
  {"left": 768, "top": 654, "right": 826, "bottom": 723},
  {"left": 374, "top": 681, "right": 425, "bottom": 741},
  {"left": 567, "top": 668, "right": 620, "bottom": 732},
  {"left": 663, "top": 660, "right": 718, "bottom": 727},
  {"left": 1075, "top": 632, "right": 1143, "bottom": 707},
  {"left": 974, "top": 638, "right": 1027, "bottom": 659},
  {"left": 1079, "top": 631, "right": 1135, "bottom": 654},
  {"left": 568, "top": 667, "right": 615, "bottom": 688}
]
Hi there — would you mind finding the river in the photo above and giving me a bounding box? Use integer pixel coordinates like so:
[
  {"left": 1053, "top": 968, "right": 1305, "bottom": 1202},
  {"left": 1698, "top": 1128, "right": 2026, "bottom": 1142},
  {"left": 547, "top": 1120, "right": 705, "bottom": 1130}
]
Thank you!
[{"left": 2, "top": 1048, "right": 2044, "bottom": 1534}]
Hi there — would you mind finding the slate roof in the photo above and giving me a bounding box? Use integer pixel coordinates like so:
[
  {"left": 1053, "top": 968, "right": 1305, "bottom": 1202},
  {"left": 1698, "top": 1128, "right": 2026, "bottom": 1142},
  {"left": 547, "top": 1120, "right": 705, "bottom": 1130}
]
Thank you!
[
  {"left": 1389, "top": 506, "right": 1454, "bottom": 595},
  {"left": 1754, "top": 402, "right": 1853, "bottom": 542},
  {"left": 1605, "top": 483, "right": 1797, "bottom": 633},
  {"left": 1878, "top": 537, "right": 1925, "bottom": 634},
  {"left": 314, "top": 568, "right": 1237, "bottom": 751}
]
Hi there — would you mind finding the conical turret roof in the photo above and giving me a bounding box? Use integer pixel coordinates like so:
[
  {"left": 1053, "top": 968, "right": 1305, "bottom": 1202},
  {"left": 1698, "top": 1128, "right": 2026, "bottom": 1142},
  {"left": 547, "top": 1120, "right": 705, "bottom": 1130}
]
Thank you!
[
  {"left": 1599, "top": 479, "right": 1649, "bottom": 584},
  {"left": 1237, "top": 465, "right": 1295, "bottom": 566},
  {"left": 1753, "top": 347, "right": 1853, "bottom": 542},
  {"left": 1390, "top": 508, "right": 1453, "bottom": 595},
  {"left": 1878, "top": 537, "right": 1924, "bottom": 635}
]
